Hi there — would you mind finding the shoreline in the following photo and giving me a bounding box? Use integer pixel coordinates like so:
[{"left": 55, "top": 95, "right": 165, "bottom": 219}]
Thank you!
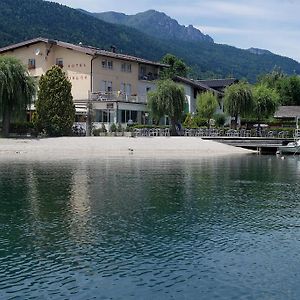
[{"left": 0, "top": 137, "right": 255, "bottom": 161}]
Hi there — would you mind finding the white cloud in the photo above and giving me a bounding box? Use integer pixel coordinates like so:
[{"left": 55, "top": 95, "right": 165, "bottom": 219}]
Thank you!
[
  {"left": 207, "top": 1, "right": 265, "bottom": 18},
  {"left": 196, "top": 26, "right": 256, "bottom": 35}
]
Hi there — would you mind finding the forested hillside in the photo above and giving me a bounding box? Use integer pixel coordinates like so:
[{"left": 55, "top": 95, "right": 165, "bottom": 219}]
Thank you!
[
  {"left": 0, "top": 0, "right": 167, "bottom": 59},
  {"left": 0, "top": 0, "right": 300, "bottom": 82}
]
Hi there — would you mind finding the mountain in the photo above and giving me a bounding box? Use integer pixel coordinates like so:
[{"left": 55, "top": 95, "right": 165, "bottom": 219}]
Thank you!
[
  {"left": 247, "top": 48, "right": 272, "bottom": 55},
  {"left": 0, "top": 0, "right": 300, "bottom": 82},
  {"left": 0, "top": 0, "right": 168, "bottom": 59},
  {"left": 91, "top": 10, "right": 214, "bottom": 43}
]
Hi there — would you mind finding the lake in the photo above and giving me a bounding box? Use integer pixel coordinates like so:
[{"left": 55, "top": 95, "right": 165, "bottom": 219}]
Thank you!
[{"left": 1, "top": 155, "right": 300, "bottom": 299}]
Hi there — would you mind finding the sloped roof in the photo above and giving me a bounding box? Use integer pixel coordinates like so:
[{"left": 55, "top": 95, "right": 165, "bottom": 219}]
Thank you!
[
  {"left": 0, "top": 37, "right": 168, "bottom": 67},
  {"left": 197, "top": 78, "right": 238, "bottom": 89},
  {"left": 174, "top": 76, "right": 221, "bottom": 95},
  {"left": 274, "top": 106, "right": 300, "bottom": 118}
]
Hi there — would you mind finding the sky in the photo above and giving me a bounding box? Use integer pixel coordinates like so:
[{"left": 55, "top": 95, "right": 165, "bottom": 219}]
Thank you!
[{"left": 55, "top": 0, "right": 300, "bottom": 63}]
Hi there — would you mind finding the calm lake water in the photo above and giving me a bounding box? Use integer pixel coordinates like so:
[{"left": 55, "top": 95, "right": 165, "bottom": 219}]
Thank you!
[{"left": 1, "top": 155, "right": 300, "bottom": 299}]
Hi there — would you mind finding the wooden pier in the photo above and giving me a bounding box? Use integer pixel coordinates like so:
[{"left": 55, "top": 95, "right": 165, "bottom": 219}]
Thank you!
[{"left": 202, "top": 137, "right": 294, "bottom": 154}]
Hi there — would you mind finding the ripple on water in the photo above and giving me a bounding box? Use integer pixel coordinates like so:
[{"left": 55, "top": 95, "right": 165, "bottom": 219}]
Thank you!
[{"left": 1, "top": 157, "right": 300, "bottom": 299}]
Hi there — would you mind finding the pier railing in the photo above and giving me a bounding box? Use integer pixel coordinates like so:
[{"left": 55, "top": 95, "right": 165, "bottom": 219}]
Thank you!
[{"left": 132, "top": 128, "right": 291, "bottom": 138}]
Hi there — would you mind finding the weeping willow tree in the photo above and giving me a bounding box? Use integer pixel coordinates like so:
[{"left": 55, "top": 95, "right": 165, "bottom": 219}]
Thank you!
[
  {"left": 224, "top": 82, "right": 253, "bottom": 128},
  {"left": 0, "top": 56, "right": 36, "bottom": 137},
  {"left": 148, "top": 79, "right": 186, "bottom": 135},
  {"left": 252, "top": 84, "right": 280, "bottom": 130},
  {"left": 196, "top": 91, "right": 218, "bottom": 128}
]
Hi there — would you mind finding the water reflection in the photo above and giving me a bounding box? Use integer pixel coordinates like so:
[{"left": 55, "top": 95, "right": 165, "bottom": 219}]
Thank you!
[{"left": 0, "top": 156, "right": 300, "bottom": 299}]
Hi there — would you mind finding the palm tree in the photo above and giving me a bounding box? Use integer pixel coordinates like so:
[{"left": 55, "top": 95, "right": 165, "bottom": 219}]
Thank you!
[{"left": 0, "top": 56, "right": 36, "bottom": 137}]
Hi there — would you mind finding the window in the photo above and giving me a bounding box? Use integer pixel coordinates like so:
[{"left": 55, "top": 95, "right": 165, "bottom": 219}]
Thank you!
[
  {"left": 107, "top": 60, "right": 113, "bottom": 69},
  {"left": 28, "top": 59, "right": 36, "bottom": 70},
  {"left": 56, "top": 58, "right": 64, "bottom": 68},
  {"left": 120, "top": 83, "right": 131, "bottom": 95},
  {"left": 121, "top": 110, "right": 137, "bottom": 123},
  {"left": 140, "top": 66, "right": 146, "bottom": 76},
  {"left": 101, "top": 80, "right": 113, "bottom": 92},
  {"left": 95, "top": 110, "right": 111, "bottom": 123},
  {"left": 102, "top": 59, "right": 113, "bottom": 69},
  {"left": 121, "top": 63, "right": 131, "bottom": 73}
]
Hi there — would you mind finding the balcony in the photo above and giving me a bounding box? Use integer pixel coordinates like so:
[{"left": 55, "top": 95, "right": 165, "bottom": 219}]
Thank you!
[
  {"left": 138, "top": 73, "right": 159, "bottom": 81},
  {"left": 90, "top": 91, "right": 147, "bottom": 104}
]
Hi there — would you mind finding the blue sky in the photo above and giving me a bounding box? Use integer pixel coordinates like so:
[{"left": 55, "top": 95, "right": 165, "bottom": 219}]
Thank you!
[{"left": 56, "top": 0, "right": 300, "bottom": 63}]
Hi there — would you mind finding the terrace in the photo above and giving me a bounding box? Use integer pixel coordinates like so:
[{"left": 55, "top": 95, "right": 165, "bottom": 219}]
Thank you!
[{"left": 90, "top": 91, "right": 147, "bottom": 103}]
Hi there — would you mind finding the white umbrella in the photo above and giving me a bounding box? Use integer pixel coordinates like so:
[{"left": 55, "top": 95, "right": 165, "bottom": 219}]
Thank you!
[{"left": 253, "top": 124, "right": 268, "bottom": 128}]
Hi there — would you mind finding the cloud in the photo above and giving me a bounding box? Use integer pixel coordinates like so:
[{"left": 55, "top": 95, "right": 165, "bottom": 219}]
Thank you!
[
  {"left": 196, "top": 25, "right": 300, "bottom": 62},
  {"left": 54, "top": 0, "right": 300, "bottom": 62},
  {"left": 196, "top": 26, "right": 256, "bottom": 35},
  {"left": 163, "top": 0, "right": 300, "bottom": 25}
]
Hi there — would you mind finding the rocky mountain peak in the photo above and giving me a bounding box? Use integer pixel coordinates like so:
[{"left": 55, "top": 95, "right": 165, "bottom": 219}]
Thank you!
[{"left": 92, "top": 9, "right": 214, "bottom": 43}]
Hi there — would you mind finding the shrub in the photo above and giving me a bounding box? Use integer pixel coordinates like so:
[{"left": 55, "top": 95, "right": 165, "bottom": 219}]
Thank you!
[
  {"left": 214, "top": 113, "right": 226, "bottom": 127},
  {"left": 117, "top": 123, "right": 123, "bottom": 132},
  {"left": 100, "top": 123, "right": 107, "bottom": 132},
  {"left": 10, "top": 122, "right": 35, "bottom": 135},
  {"left": 194, "top": 116, "right": 208, "bottom": 127},
  {"left": 110, "top": 123, "right": 117, "bottom": 132},
  {"left": 92, "top": 128, "right": 101, "bottom": 136},
  {"left": 183, "top": 113, "right": 197, "bottom": 128}
]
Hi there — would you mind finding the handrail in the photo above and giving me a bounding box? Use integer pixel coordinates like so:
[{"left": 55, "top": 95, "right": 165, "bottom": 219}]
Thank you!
[{"left": 90, "top": 91, "right": 147, "bottom": 103}]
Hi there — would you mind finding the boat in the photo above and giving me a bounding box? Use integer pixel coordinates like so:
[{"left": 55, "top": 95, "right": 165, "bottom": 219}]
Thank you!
[
  {"left": 278, "top": 139, "right": 300, "bottom": 154},
  {"left": 277, "top": 116, "right": 300, "bottom": 155}
]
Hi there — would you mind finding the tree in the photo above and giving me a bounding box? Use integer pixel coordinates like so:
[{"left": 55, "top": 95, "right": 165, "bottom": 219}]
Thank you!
[
  {"left": 196, "top": 91, "right": 218, "bottom": 128},
  {"left": 276, "top": 75, "right": 300, "bottom": 105},
  {"left": 258, "top": 67, "right": 285, "bottom": 89},
  {"left": 148, "top": 79, "right": 186, "bottom": 135},
  {"left": 35, "top": 65, "right": 75, "bottom": 136},
  {"left": 252, "top": 84, "right": 280, "bottom": 130},
  {"left": 224, "top": 82, "right": 254, "bottom": 128},
  {"left": 147, "top": 90, "right": 165, "bottom": 124},
  {"left": 0, "top": 56, "right": 36, "bottom": 137},
  {"left": 259, "top": 70, "right": 300, "bottom": 105},
  {"left": 160, "top": 54, "right": 188, "bottom": 79}
]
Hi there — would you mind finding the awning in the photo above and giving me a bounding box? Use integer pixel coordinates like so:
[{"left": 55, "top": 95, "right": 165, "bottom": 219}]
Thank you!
[{"left": 75, "top": 106, "right": 87, "bottom": 114}]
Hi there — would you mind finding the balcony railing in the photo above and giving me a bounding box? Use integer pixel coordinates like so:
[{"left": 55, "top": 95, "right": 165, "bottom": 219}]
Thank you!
[
  {"left": 138, "top": 73, "right": 159, "bottom": 81},
  {"left": 90, "top": 91, "right": 147, "bottom": 103}
]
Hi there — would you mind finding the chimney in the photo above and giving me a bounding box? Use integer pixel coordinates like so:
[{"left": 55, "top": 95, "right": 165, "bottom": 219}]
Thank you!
[{"left": 110, "top": 45, "right": 117, "bottom": 53}]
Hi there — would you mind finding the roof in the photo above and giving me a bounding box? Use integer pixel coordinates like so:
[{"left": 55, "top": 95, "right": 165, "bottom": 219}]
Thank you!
[
  {"left": 174, "top": 76, "right": 221, "bottom": 95},
  {"left": 274, "top": 106, "right": 300, "bottom": 118},
  {"left": 197, "top": 78, "right": 238, "bottom": 89},
  {"left": 0, "top": 37, "right": 168, "bottom": 67}
]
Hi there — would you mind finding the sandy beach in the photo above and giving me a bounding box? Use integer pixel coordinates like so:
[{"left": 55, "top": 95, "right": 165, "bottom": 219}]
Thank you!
[{"left": 0, "top": 137, "right": 255, "bottom": 161}]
